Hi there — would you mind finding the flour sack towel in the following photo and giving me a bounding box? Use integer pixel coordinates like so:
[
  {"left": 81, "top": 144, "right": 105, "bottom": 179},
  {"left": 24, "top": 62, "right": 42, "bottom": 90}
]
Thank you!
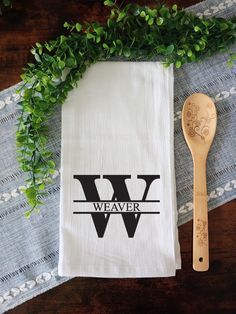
[{"left": 58, "top": 62, "right": 181, "bottom": 277}]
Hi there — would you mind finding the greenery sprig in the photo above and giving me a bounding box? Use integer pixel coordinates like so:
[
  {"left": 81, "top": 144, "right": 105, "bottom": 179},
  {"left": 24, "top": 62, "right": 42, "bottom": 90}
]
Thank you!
[
  {"left": 16, "top": 1, "right": 236, "bottom": 217},
  {"left": 227, "top": 51, "right": 236, "bottom": 67}
]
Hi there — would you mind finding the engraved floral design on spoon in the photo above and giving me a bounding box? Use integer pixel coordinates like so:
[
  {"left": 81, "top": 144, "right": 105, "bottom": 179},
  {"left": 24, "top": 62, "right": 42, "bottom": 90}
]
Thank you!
[
  {"left": 196, "top": 218, "right": 208, "bottom": 247},
  {"left": 185, "top": 102, "right": 216, "bottom": 141}
]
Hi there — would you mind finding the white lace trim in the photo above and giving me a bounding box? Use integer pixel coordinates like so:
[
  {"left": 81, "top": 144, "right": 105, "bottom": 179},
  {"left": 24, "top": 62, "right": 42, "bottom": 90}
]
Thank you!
[
  {"left": 196, "top": 0, "right": 236, "bottom": 18},
  {"left": 174, "top": 86, "right": 236, "bottom": 121},
  {"left": 0, "top": 170, "right": 60, "bottom": 204},
  {"left": 0, "top": 267, "right": 58, "bottom": 305},
  {"left": 178, "top": 179, "right": 236, "bottom": 214}
]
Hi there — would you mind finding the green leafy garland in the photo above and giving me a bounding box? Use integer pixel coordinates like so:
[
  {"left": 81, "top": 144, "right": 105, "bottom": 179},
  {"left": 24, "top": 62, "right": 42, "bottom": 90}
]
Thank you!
[{"left": 16, "top": 1, "right": 236, "bottom": 217}]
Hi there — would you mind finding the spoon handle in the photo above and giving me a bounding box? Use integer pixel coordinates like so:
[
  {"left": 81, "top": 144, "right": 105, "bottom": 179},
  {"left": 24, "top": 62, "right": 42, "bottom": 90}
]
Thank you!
[{"left": 193, "top": 156, "right": 209, "bottom": 271}]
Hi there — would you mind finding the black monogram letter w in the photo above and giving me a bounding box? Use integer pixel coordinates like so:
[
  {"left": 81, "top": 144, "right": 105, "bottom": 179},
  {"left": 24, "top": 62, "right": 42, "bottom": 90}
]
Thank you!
[{"left": 73, "top": 175, "right": 160, "bottom": 238}]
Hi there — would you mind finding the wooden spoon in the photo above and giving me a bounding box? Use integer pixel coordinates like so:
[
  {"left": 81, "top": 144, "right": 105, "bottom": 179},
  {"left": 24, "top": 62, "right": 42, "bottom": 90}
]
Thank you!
[{"left": 182, "top": 93, "right": 217, "bottom": 271}]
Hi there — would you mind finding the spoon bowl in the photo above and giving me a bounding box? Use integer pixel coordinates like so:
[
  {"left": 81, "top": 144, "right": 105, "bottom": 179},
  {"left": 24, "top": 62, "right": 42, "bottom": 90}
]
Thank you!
[
  {"left": 182, "top": 93, "right": 217, "bottom": 154},
  {"left": 182, "top": 93, "right": 217, "bottom": 271}
]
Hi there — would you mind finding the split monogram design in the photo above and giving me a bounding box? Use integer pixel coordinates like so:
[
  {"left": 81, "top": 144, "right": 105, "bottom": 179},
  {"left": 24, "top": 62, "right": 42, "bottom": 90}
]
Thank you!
[{"left": 73, "top": 175, "right": 160, "bottom": 238}]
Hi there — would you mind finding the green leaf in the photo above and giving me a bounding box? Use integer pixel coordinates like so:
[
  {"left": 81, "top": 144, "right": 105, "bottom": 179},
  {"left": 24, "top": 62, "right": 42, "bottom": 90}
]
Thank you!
[
  {"left": 172, "top": 4, "right": 177, "bottom": 11},
  {"left": 58, "top": 60, "right": 65, "bottom": 69},
  {"left": 175, "top": 60, "right": 182, "bottom": 68},
  {"left": 165, "top": 44, "right": 174, "bottom": 55},
  {"left": 104, "top": 0, "right": 115, "bottom": 7},
  {"left": 25, "top": 210, "right": 32, "bottom": 219},
  {"left": 148, "top": 17, "right": 154, "bottom": 26},
  {"left": 187, "top": 50, "right": 192, "bottom": 57},
  {"left": 123, "top": 47, "right": 131, "bottom": 58},
  {"left": 76, "top": 23, "right": 82, "bottom": 32},
  {"left": 47, "top": 160, "right": 55, "bottom": 168},
  {"left": 34, "top": 54, "right": 41, "bottom": 62},
  {"left": 86, "top": 33, "right": 95, "bottom": 40},
  {"left": 63, "top": 21, "right": 69, "bottom": 28},
  {"left": 25, "top": 187, "right": 36, "bottom": 199},
  {"left": 156, "top": 17, "right": 164, "bottom": 26},
  {"left": 96, "top": 35, "right": 101, "bottom": 43},
  {"left": 159, "top": 6, "right": 170, "bottom": 18},
  {"left": 66, "top": 57, "right": 77, "bottom": 68},
  {"left": 140, "top": 11, "right": 146, "bottom": 18},
  {"left": 117, "top": 12, "right": 126, "bottom": 22},
  {"left": 39, "top": 184, "right": 45, "bottom": 190},
  {"left": 103, "top": 43, "right": 109, "bottom": 49},
  {"left": 220, "top": 23, "right": 229, "bottom": 31}
]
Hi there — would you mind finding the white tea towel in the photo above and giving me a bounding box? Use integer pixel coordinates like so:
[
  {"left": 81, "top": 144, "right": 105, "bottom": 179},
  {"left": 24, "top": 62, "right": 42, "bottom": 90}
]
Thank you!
[{"left": 58, "top": 62, "right": 181, "bottom": 277}]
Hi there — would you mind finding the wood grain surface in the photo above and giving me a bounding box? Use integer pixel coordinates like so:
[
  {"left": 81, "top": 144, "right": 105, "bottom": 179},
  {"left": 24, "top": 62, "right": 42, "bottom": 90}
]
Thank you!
[{"left": 1, "top": 1, "right": 236, "bottom": 313}]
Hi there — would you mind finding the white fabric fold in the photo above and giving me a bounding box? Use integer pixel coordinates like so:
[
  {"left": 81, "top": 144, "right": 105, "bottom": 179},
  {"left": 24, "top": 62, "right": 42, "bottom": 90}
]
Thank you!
[{"left": 58, "top": 61, "right": 181, "bottom": 277}]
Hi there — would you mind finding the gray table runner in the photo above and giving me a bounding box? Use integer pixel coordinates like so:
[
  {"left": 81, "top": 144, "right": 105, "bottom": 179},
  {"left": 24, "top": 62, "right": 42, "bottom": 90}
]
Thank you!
[{"left": 0, "top": 0, "right": 236, "bottom": 312}]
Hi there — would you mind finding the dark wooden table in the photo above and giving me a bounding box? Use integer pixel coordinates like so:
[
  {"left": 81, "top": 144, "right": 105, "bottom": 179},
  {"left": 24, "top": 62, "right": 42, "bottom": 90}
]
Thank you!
[{"left": 1, "top": 1, "right": 236, "bottom": 313}]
